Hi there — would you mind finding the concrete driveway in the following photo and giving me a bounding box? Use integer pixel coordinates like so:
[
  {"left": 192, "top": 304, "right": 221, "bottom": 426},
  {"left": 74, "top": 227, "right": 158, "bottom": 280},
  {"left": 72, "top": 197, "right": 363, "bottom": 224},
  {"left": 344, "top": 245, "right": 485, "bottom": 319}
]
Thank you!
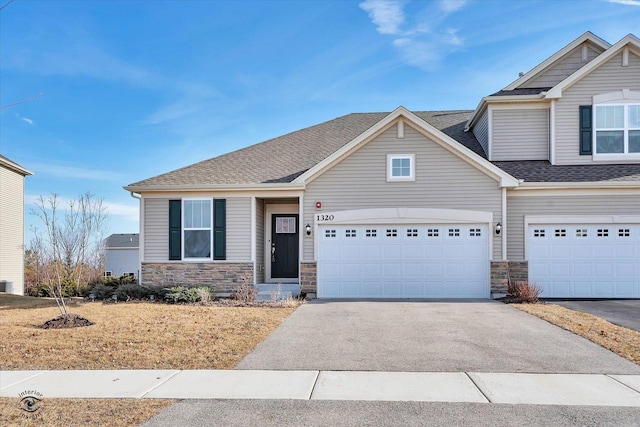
[
  {"left": 237, "top": 299, "right": 640, "bottom": 374},
  {"left": 550, "top": 299, "right": 640, "bottom": 333}
]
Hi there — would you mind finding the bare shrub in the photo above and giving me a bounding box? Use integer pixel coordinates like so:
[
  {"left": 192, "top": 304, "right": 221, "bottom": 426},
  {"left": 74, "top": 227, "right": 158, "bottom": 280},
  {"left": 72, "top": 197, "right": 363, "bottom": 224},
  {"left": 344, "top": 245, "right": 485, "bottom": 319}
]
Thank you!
[
  {"left": 196, "top": 287, "right": 214, "bottom": 304},
  {"left": 233, "top": 280, "right": 257, "bottom": 303},
  {"left": 509, "top": 280, "right": 542, "bottom": 304}
]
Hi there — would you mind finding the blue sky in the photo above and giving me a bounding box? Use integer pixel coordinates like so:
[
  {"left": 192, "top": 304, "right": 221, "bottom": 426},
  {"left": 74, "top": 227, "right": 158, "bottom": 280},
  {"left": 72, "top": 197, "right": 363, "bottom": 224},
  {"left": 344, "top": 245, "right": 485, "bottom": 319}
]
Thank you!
[{"left": 1, "top": 0, "right": 639, "bottom": 243}]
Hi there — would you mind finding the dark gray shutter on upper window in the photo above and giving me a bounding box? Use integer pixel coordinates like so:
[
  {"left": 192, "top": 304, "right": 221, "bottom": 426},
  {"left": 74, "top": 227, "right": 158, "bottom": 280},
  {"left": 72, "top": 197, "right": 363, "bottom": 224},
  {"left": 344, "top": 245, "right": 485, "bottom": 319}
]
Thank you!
[
  {"left": 579, "top": 105, "right": 592, "bottom": 155},
  {"left": 169, "top": 200, "right": 181, "bottom": 260},
  {"left": 213, "top": 199, "right": 226, "bottom": 260}
]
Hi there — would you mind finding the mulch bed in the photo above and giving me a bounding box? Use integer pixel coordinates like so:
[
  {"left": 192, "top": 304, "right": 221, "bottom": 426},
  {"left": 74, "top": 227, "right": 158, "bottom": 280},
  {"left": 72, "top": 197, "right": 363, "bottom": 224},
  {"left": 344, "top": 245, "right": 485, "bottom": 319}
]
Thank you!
[{"left": 38, "top": 313, "right": 95, "bottom": 329}]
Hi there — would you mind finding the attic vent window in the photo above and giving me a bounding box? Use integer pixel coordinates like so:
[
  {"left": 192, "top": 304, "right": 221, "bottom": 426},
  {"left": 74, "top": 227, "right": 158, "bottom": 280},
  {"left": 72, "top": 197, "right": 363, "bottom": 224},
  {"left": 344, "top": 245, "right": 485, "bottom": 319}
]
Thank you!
[{"left": 387, "top": 154, "right": 415, "bottom": 182}]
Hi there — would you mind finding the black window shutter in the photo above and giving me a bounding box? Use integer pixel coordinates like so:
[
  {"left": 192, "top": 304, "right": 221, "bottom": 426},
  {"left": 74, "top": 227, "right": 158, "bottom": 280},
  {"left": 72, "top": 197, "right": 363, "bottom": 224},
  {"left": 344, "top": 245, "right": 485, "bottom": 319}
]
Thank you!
[
  {"left": 168, "top": 200, "right": 181, "bottom": 260},
  {"left": 213, "top": 199, "right": 226, "bottom": 260},
  {"left": 579, "top": 105, "right": 592, "bottom": 155}
]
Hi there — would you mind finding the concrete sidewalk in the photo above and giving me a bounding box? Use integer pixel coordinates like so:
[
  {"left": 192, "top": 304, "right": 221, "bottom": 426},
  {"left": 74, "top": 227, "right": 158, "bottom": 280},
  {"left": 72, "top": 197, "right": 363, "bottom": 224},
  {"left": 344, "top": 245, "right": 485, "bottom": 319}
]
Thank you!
[{"left": 2, "top": 370, "right": 640, "bottom": 406}]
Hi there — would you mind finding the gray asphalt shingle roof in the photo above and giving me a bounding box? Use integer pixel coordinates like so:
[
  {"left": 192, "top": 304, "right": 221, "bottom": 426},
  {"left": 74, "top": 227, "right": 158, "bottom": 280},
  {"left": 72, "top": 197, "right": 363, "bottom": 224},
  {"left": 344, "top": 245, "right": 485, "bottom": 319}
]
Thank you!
[
  {"left": 127, "top": 109, "right": 640, "bottom": 189},
  {"left": 490, "top": 88, "right": 552, "bottom": 97},
  {"left": 127, "top": 110, "right": 483, "bottom": 188},
  {"left": 493, "top": 161, "right": 640, "bottom": 183},
  {"left": 105, "top": 233, "right": 139, "bottom": 248}
]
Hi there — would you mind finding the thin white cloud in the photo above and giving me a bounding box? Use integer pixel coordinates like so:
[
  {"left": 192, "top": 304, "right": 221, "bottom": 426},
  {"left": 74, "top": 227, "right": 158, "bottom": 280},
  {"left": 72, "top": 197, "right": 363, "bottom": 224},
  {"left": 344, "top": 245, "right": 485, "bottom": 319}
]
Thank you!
[
  {"left": 606, "top": 0, "right": 640, "bottom": 5},
  {"left": 29, "top": 163, "right": 123, "bottom": 182},
  {"left": 359, "top": 0, "right": 406, "bottom": 35},
  {"left": 439, "top": 0, "right": 468, "bottom": 13},
  {"left": 360, "top": 0, "right": 468, "bottom": 70},
  {"left": 16, "top": 114, "right": 34, "bottom": 125}
]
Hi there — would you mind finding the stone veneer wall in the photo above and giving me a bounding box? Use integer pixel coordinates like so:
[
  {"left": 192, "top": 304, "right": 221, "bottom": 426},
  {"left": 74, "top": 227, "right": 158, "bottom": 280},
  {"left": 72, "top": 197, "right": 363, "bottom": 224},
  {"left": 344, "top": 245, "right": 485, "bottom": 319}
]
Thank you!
[
  {"left": 490, "top": 261, "right": 529, "bottom": 296},
  {"left": 142, "top": 262, "right": 254, "bottom": 294},
  {"left": 300, "top": 262, "right": 317, "bottom": 294}
]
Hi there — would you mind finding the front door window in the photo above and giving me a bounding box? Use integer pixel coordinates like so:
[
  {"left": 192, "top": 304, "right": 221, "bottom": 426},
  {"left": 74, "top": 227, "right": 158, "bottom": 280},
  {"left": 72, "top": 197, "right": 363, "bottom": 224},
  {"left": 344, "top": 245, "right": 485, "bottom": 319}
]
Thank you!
[{"left": 271, "top": 214, "right": 299, "bottom": 278}]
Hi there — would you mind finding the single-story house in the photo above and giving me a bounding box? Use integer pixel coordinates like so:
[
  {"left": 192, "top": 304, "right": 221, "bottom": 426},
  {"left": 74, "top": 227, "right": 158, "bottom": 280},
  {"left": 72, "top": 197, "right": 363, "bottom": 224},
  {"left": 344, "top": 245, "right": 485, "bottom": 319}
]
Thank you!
[
  {"left": 0, "top": 154, "right": 32, "bottom": 295},
  {"left": 125, "top": 31, "right": 640, "bottom": 299},
  {"left": 104, "top": 233, "right": 140, "bottom": 280}
]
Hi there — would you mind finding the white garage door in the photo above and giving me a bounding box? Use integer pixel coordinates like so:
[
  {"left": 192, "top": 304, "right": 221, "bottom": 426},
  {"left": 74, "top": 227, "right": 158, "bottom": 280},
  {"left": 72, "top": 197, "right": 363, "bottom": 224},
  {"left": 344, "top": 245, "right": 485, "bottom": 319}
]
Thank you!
[
  {"left": 318, "top": 224, "right": 490, "bottom": 298},
  {"left": 529, "top": 224, "right": 640, "bottom": 298}
]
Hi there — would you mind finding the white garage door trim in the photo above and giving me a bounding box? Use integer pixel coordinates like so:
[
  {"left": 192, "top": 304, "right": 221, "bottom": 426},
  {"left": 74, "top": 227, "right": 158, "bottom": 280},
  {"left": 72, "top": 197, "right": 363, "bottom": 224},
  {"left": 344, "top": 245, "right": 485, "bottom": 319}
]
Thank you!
[
  {"left": 317, "top": 223, "right": 490, "bottom": 299},
  {"left": 527, "top": 219, "right": 640, "bottom": 298}
]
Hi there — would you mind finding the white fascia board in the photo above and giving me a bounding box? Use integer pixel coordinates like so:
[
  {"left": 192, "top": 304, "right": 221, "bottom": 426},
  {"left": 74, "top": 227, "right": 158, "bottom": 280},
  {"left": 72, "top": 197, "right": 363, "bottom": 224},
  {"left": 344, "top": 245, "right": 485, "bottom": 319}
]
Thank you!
[
  {"left": 123, "top": 183, "right": 305, "bottom": 193},
  {"left": 141, "top": 190, "right": 304, "bottom": 199},
  {"left": 293, "top": 106, "right": 411, "bottom": 184},
  {"left": 400, "top": 109, "right": 520, "bottom": 188},
  {"left": 0, "top": 157, "right": 33, "bottom": 176},
  {"left": 545, "top": 34, "right": 640, "bottom": 99},
  {"left": 514, "top": 181, "right": 640, "bottom": 190},
  {"left": 465, "top": 95, "right": 547, "bottom": 132},
  {"left": 464, "top": 99, "right": 487, "bottom": 131},
  {"left": 504, "top": 32, "right": 610, "bottom": 91},
  {"left": 296, "top": 106, "right": 520, "bottom": 188}
]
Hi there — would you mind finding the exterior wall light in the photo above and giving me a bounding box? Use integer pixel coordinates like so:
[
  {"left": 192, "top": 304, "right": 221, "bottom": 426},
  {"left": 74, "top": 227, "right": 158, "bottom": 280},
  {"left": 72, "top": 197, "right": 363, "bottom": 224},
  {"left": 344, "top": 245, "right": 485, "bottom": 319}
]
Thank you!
[
  {"left": 305, "top": 223, "right": 312, "bottom": 236},
  {"left": 495, "top": 222, "right": 502, "bottom": 235}
]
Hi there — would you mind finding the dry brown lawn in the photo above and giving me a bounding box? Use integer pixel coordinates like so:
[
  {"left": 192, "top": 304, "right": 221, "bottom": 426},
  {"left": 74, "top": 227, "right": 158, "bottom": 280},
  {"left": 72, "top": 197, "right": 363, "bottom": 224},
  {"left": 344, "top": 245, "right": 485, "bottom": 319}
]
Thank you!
[
  {"left": 515, "top": 303, "right": 640, "bottom": 365},
  {"left": 0, "top": 297, "right": 297, "bottom": 370},
  {"left": 0, "top": 398, "right": 174, "bottom": 427},
  {"left": 0, "top": 294, "right": 299, "bottom": 426}
]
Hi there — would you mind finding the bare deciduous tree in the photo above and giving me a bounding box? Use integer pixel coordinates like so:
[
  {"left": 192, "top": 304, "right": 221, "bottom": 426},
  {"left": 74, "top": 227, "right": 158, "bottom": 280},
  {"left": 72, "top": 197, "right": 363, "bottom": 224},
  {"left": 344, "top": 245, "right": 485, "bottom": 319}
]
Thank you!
[{"left": 29, "top": 193, "right": 108, "bottom": 317}]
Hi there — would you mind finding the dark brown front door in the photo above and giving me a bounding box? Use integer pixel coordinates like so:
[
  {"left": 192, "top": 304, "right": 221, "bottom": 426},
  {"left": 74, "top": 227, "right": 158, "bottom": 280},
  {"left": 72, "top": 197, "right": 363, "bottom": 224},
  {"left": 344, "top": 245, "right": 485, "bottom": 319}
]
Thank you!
[{"left": 271, "top": 214, "right": 299, "bottom": 278}]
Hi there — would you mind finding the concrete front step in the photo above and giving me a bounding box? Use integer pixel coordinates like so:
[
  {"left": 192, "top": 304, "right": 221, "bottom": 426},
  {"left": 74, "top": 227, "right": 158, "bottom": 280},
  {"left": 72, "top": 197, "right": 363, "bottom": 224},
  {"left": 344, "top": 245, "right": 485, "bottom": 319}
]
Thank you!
[
  {"left": 255, "top": 283, "right": 300, "bottom": 299},
  {"left": 256, "top": 291, "right": 293, "bottom": 302}
]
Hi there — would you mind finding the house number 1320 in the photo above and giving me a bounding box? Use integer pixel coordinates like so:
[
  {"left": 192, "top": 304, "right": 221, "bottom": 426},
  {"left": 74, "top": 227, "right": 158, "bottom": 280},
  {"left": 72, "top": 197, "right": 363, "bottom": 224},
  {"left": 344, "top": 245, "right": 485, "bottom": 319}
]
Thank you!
[{"left": 316, "top": 214, "right": 334, "bottom": 221}]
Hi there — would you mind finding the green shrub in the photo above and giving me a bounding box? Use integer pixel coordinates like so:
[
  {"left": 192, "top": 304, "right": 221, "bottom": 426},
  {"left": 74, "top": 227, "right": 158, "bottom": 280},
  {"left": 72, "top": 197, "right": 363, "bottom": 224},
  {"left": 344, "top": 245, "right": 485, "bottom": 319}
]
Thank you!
[
  {"left": 86, "top": 282, "right": 115, "bottom": 300},
  {"left": 164, "top": 286, "right": 214, "bottom": 303},
  {"left": 114, "top": 283, "right": 154, "bottom": 301}
]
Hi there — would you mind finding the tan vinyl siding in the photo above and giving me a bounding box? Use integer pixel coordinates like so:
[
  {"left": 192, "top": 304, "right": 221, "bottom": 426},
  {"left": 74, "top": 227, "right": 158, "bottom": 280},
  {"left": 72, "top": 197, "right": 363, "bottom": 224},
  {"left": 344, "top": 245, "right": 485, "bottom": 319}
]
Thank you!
[
  {"left": 473, "top": 109, "right": 489, "bottom": 157},
  {"left": 506, "top": 192, "right": 640, "bottom": 260},
  {"left": 555, "top": 51, "right": 640, "bottom": 164},
  {"left": 255, "top": 199, "right": 265, "bottom": 283},
  {"left": 143, "top": 196, "right": 251, "bottom": 262},
  {"left": 226, "top": 197, "right": 251, "bottom": 260},
  {"left": 144, "top": 198, "right": 168, "bottom": 262},
  {"left": 521, "top": 43, "right": 602, "bottom": 89},
  {"left": 0, "top": 167, "right": 25, "bottom": 295},
  {"left": 304, "top": 123, "right": 503, "bottom": 260},
  {"left": 491, "top": 108, "right": 549, "bottom": 161}
]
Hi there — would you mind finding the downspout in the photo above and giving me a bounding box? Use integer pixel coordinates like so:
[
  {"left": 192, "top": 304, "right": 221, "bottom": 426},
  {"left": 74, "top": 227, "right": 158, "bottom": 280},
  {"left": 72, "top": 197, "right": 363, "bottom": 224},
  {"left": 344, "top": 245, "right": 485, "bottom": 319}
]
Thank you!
[
  {"left": 129, "top": 191, "right": 143, "bottom": 284},
  {"left": 502, "top": 187, "right": 507, "bottom": 261}
]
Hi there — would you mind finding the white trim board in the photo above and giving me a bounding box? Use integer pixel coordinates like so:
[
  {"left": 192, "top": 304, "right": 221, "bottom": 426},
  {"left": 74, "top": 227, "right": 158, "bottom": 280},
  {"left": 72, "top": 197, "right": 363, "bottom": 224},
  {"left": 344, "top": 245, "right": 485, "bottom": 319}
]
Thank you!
[{"left": 265, "top": 203, "right": 300, "bottom": 283}]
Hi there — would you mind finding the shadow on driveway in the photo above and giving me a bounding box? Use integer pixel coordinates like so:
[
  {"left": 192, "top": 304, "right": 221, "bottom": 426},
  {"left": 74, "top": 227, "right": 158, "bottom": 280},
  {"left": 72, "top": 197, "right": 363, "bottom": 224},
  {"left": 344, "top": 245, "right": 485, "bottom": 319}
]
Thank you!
[{"left": 549, "top": 299, "right": 640, "bottom": 333}]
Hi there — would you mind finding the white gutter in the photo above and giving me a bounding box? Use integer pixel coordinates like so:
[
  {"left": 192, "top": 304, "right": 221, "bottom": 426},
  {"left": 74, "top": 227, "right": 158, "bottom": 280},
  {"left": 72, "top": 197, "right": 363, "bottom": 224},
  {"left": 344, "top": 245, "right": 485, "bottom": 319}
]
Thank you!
[
  {"left": 123, "top": 183, "right": 306, "bottom": 192},
  {"left": 513, "top": 181, "right": 640, "bottom": 190}
]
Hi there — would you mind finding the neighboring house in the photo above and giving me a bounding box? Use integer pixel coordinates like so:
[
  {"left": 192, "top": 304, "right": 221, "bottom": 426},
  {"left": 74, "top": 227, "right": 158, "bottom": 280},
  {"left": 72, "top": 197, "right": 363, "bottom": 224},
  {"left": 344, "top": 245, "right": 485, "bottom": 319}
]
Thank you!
[
  {"left": 0, "top": 154, "right": 32, "bottom": 295},
  {"left": 104, "top": 233, "right": 140, "bottom": 280},
  {"left": 125, "top": 32, "right": 640, "bottom": 299}
]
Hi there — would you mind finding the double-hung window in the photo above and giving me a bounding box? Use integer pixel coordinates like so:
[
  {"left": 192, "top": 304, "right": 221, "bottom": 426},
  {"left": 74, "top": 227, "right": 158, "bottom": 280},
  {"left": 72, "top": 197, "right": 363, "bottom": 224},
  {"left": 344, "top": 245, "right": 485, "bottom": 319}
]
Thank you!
[
  {"left": 595, "top": 104, "right": 640, "bottom": 155},
  {"left": 183, "top": 199, "right": 212, "bottom": 259}
]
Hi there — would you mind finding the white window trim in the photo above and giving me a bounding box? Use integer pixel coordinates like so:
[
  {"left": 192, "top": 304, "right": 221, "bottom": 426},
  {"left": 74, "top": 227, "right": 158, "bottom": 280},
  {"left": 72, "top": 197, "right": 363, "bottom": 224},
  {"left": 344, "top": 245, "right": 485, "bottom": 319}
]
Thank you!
[
  {"left": 182, "top": 198, "right": 214, "bottom": 261},
  {"left": 592, "top": 92, "right": 640, "bottom": 160},
  {"left": 387, "top": 154, "right": 415, "bottom": 182}
]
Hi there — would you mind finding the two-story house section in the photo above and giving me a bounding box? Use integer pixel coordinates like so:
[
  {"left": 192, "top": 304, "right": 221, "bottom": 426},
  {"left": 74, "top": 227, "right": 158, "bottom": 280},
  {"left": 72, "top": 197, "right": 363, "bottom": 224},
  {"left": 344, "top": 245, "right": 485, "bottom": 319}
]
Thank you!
[
  {"left": 0, "top": 154, "right": 32, "bottom": 295},
  {"left": 466, "top": 32, "right": 640, "bottom": 298},
  {"left": 126, "top": 32, "right": 640, "bottom": 300}
]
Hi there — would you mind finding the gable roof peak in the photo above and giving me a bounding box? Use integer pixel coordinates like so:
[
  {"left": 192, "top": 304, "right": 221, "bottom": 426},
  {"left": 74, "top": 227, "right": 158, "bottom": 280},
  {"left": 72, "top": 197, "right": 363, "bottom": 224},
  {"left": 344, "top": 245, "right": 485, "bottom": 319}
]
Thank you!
[{"left": 503, "top": 31, "right": 611, "bottom": 91}]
